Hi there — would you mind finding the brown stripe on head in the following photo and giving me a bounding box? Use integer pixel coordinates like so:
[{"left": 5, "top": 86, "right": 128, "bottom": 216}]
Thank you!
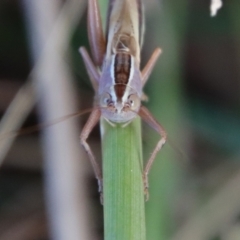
[
  {"left": 113, "top": 52, "right": 132, "bottom": 100},
  {"left": 114, "top": 84, "right": 127, "bottom": 101},
  {"left": 114, "top": 53, "right": 131, "bottom": 85}
]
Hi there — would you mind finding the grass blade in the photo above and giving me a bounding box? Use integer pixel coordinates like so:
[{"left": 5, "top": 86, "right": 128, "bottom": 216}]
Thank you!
[{"left": 101, "top": 117, "right": 146, "bottom": 240}]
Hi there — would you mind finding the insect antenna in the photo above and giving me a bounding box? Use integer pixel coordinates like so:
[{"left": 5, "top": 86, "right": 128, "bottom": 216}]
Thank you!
[{"left": 0, "top": 107, "right": 95, "bottom": 141}]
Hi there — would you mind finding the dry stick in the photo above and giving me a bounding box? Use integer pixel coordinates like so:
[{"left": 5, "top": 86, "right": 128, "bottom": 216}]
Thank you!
[
  {"left": 0, "top": 0, "right": 86, "bottom": 166},
  {"left": 23, "top": 0, "right": 91, "bottom": 240},
  {"left": 0, "top": 81, "right": 35, "bottom": 165},
  {"left": 171, "top": 167, "right": 240, "bottom": 240}
]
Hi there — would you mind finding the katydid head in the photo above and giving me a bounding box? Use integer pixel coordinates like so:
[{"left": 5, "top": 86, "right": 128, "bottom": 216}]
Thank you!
[{"left": 99, "top": 85, "right": 141, "bottom": 123}]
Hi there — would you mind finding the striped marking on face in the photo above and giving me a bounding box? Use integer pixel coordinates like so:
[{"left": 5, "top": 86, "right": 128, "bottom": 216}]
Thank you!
[{"left": 112, "top": 52, "right": 134, "bottom": 102}]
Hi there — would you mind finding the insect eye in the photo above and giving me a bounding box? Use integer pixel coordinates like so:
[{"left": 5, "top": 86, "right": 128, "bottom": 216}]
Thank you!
[
  {"left": 128, "top": 94, "right": 140, "bottom": 110},
  {"left": 100, "top": 92, "right": 112, "bottom": 106}
]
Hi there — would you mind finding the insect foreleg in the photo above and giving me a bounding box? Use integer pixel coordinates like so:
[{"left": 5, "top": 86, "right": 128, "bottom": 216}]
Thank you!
[
  {"left": 79, "top": 47, "right": 100, "bottom": 92},
  {"left": 88, "top": 0, "right": 106, "bottom": 66},
  {"left": 139, "top": 106, "right": 167, "bottom": 200},
  {"left": 80, "top": 108, "right": 103, "bottom": 200},
  {"left": 141, "top": 47, "right": 162, "bottom": 87}
]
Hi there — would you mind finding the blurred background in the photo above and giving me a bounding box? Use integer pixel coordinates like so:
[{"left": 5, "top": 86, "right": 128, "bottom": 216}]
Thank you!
[{"left": 0, "top": 0, "right": 240, "bottom": 239}]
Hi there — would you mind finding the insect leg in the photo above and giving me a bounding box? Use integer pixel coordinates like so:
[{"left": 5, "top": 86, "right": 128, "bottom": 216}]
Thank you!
[
  {"left": 139, "top": 106, "right": 167, "bottom": 200},
  {"left": 79, "top": 47, "right": 100, "bottom": 92},
  {"left": 88, "top": 0, "right": 106, "bottom": 66},
  {"left": 80, "top": 108, "right": 103, "bottom": 200},
  {"left": 141, "top": 47, "right": 162, "bottom": 87}
]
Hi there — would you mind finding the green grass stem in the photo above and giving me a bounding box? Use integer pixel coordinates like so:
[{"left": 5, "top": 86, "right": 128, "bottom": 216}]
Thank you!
[{"left": 101, "top": 117, "right": 146, "bottom": 240}]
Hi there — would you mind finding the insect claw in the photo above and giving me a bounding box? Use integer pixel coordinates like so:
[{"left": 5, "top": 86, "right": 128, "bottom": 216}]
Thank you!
[
  {"left": 143, "top": 172, "right": 149, "bottom": 188},
  {"left": 97, "top": 178, "right": 103, "bottom": 192},
  {"left": 97, "top": 179, "right": 104, "bottom": 204},
  {"left": 143, "top": 173, "right": 150, "bottom": 201},
  {"left": 144, "top": 189, "right": 149, "bottom": 202}
]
